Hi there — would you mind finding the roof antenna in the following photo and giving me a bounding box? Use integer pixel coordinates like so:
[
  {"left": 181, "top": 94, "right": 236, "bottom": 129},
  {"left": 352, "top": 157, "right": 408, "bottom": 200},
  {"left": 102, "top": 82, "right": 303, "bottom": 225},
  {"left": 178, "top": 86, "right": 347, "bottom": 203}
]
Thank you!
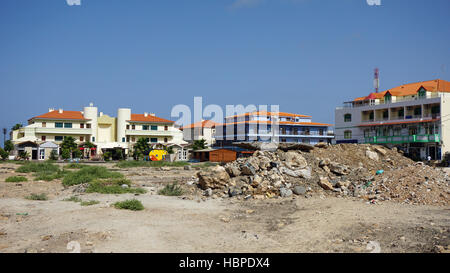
[{"left": 374, "top": 68, "right": 380, "bottom": 93}]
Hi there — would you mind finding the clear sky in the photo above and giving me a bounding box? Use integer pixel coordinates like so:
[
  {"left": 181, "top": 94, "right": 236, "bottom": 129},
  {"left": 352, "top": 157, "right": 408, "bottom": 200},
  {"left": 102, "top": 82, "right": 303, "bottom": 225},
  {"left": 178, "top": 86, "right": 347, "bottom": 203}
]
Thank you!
[{"left": 1, "top": 0, "right": 449, "bottom": 137}]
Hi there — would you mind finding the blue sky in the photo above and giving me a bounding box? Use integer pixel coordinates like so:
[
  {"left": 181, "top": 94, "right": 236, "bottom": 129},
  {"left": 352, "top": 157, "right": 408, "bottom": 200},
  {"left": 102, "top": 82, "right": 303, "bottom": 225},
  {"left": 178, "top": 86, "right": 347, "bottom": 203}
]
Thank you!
[{"left": 1, "top": 0, "right": 449, "bottom": 139}]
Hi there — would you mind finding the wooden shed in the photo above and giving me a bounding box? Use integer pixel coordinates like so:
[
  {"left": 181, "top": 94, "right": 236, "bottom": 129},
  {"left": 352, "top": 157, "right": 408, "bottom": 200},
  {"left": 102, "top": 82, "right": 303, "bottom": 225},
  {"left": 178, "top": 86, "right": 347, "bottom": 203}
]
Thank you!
[{"left": 209, "top": 149, "right": 237, "bottom": 163}]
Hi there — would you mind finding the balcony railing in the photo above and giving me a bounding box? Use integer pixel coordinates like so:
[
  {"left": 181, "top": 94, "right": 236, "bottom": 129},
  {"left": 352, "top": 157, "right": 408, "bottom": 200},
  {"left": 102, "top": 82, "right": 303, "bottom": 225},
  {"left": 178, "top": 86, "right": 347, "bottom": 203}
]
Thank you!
[{"left": 364, "top": 134, "right": 440, "bottom": 144}]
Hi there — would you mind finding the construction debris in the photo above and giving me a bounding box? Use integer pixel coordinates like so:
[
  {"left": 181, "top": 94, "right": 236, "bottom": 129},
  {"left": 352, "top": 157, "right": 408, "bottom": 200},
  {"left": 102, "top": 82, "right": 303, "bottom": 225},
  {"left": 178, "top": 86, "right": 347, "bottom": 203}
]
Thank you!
[{"left": 196, "top": 144, "right": 450, "bottom": 206}]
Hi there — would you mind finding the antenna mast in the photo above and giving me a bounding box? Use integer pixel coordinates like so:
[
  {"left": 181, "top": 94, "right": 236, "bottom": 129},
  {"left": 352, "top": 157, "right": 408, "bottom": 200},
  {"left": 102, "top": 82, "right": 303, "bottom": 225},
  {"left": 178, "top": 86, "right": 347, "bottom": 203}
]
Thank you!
[{"left": 374, "top": 68, "right": 380, "bottom": 93}]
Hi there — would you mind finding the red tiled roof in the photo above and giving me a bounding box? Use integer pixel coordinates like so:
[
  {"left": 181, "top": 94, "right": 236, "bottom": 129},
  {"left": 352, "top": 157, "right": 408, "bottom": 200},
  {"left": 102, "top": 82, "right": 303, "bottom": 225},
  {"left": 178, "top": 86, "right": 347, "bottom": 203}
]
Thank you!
[
  {"left": 354, "top": 79, "right": 450, "bottom": 102},
  {"left": 180, "top": 120, "right": 217, "bottom": 130},
  {"left": 226, "top": 111, "right": 311, "bottom": 119},
  {"left": 129, "top": 114, "right": 174, "bottom": 123},
  {"left": 30, "top": 110, "right": 88, "bottom": 121}
]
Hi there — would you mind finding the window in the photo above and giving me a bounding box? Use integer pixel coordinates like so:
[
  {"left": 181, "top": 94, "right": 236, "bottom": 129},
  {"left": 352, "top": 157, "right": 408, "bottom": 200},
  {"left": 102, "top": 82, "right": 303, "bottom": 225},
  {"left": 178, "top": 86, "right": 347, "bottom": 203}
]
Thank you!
[
  {"left": 80, "top": 123, "right": 84, "bottom": 129},
  {"left": 385, "top": 93, "right": 392, "bottom": 103},
  {"left": 55, "top": 136, "right": 63, "bottom": 141},
  {"left": 55, "top": 122, "right": 63, "bottom": 128},
  {"left": 164, "top": 138, "right": 168, "bottom": 143},
  {"left": 126, "top": 125, "right": 130, "bottom": 130},
  {"left": 414, "top": 107, "right": 422, "bottom": 116},
  {"left": 126, "top": 136, "right": 130, "bottom": 142},
  {"left": 369, "top": 112, "right": 374, "bottom": 121},
  {"left": 398, "top": 108, "right": 404, "bottom": 118},
  {"left": 122, "top": 137, "right": 126, "bottom": 142},
  {"left": 364, "top": 129, "right": 370, "bottom": 138},
  {"left": 344, "top": 114, "right": 352, "bottom": 122},
  {"left": 42, "top": 122, "right": 46, "bottom": 128},
  {"left": 151, "top": 125, "right": 158, "bottom": 130},
  {"left": 64, "top": 123, "right": 72, "bottom": 128},
  {"left": 131, "top": 137, "right": 135, "bottom": 142},
  {"left": 80, "top": 136, "right": 84, "bottom": 142},
  {"left": 142, "top": 125, "right": 149, "bottom": 130},
  {"left": 344, "top": 130, "right": 352, "bottom": 139},
  {"left": 41, "top": 136, "right": 46, "bottom": 141},
  {"left": 86, "top": 124, "right": 91, "bottom": 129},
  {"left": 92, "top": 137, "right": 95, "bottom": 142},
  {"left": 394, "top": 128, "right": 401, "bottom": 136},
  {"left": 418, "top": 89, "right": 426, "bottom": 99},
  {"left": 382, "top": 110, "right": 388, "bottom": 120},
  {"left": 150, "top": 138, "right": 157, "bottom": 143},
  {"left": 132, "top": 125, "right": 135, "bottom": 130},
  {"left": 164, "top": 126, "right": 168, "bottom": 131},
  {"left": 319, "top": 129, "right": 324, "bottom": 136}
]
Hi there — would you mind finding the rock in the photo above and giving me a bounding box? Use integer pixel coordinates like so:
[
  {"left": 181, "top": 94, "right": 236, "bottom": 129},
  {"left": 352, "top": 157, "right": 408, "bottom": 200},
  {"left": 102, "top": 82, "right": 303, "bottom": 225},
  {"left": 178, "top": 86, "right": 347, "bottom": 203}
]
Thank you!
[
  {"left": 336, "top": 181, "right": 351, "bottom": 188},
  {"left": 315, "top": 142, "right": 328, "bottom": 148},
  {"left": 183, "top": 165, "right": 192, "bottom": 170},
  {"left": 197, "top": 166, "right": 230, "bottom": 190},
  {"left": 41, "top": 235, "right": 52, "bottom": 241},
  {"left": 85, "top": 241, "right": 94, "bottom": 246},
  {"left": 374, "top": 146, "right": 387, "bottom": 156},
  {"left": 228, "top": 187, "right": 242, "bottom": 197},
  {"left": 279, "top": 187, "right": 293, "bottom": 197},
  {"left": 318, "top": 177, "right": 334, "bottom": 191},
  {"left": 279, "top": 151, "right": 308, "bottom": 169},
  {"left": 121, "top": 184, "right": 129, "bottom": 189},
  {"left": 328, "top": 163, "right": 350, "bottom": 176},
  {"left": 279, "top": 167, "right": 311, "bottom": 179},
  {"left": 225, "top": 165, "right": 241, "bottom": 177},
  {"left": 241, "top": 163, "right": 256, "bottom": 176},
  {"left": 204, "top": 188, "right": 213, "bottom": 197},
  {"left": 366, "top": 150, "right": 379, "bottom": 161},
  {"left": 293, "top": 186, "right": 307, "bottom": 195},
  {"left": 319, "top": 158, "right": 331, "bottom": 167}
]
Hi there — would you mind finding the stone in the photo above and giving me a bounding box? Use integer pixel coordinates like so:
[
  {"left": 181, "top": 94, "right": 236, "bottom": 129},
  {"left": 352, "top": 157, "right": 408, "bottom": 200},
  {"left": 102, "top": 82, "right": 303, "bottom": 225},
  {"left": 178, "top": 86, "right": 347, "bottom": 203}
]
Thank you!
[
  {"left": 204, "top": 188, "right": 213, "bottom": 197},
  {"left": 279, "top": 167, "right": 311, "bottom": 179},
  {"left": 374, "top": 146, "right": 387, "bottom": 156},
  {"left": 328, "top": 163, "right": 350, "bottom": 176},
  {"left": 85, "top": 241, "right": 94, "bottom": 246},
  {"left": 41, "top": 235, "right": 52, "bottom": 241},
  {"left": 315, "top": 142, "right": 328, "bottom": 148},
  {"left": 336, "top": 181, "right": 351, "bottom": 188},
  {"left": 197, "top": 166, "right": 230, "bottom": 190},
  {"left": 240, "top": 163, "right": 256, "bottom": 176},
  {"left": 228, "top": 187, "right": 242, "bottom": 197},
  {"left": 279, "top": 151, "right": 308, "bottom": 169},
  {"left": 183, "top": 165, "right": 192, "bottom": 170},
  {"left": 121, "top": 184, "right": 129, "bottom": 189},
  {"left": 366, "top": 150, "right": 379, "bottom": 161},
  {"left": 318, "top": 177, "right": 334, "bottom": 191},
  {"left": 225, "top": 165, "right": 241, "bottom": 177},
  {"left": 293, "top": 186, "right": 307, "bottom": 195},
  {"left": 279, "top": 187, "right": 293, "bottom": 197},
  {"left": 319, "top": 158, "right": 331, "bottom": 167}
]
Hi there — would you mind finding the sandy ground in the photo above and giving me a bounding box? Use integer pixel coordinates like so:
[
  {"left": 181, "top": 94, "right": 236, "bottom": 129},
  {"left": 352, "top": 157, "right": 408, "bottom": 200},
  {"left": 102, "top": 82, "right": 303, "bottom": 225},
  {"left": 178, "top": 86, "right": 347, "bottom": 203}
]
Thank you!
[{"left": 0, "top": 163, "right": 449, "bottom": 253}]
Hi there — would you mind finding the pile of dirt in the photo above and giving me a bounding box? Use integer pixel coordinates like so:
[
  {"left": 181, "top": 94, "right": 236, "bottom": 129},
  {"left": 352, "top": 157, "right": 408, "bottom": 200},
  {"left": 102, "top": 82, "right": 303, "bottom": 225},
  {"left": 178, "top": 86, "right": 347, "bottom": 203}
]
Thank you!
[{"left": 196, "top": 144, "right": 450, "bottom": 205}]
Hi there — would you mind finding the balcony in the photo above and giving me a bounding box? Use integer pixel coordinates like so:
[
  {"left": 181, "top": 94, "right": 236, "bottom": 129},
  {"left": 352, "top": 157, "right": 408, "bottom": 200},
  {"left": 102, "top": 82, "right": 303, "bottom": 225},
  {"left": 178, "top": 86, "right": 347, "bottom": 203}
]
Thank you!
[
  {"left": 125, "top": 130, "right": 174, "bottom": 136},
  {"left": 34, "top": 127, "right": 92, "bottom": 135},
  {"left": 364, "top": 134, "right": 440, "bottom": 144}
]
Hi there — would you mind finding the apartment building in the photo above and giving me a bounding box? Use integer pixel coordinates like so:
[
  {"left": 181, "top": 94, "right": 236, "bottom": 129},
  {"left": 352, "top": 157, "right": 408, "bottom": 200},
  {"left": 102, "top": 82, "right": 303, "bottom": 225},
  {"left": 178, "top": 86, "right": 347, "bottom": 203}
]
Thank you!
[
  {"left": 214, "top": 111, "right": 333, "bottom": 146},
  {"left": 335, "top": 79, "right": 450, "bottom": 160},
  {"left": 180, "top": 120, "right": 216, "bottom": 146},
  {"left": 11, "top": 103, "right": 186, "bottom": 160}
]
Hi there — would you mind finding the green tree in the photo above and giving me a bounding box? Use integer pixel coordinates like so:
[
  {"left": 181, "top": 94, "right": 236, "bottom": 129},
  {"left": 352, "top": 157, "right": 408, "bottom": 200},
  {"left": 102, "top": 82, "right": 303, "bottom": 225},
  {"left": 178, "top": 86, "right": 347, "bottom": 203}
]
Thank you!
[
  {"left": 4, "top": 140, "right": 14, "bottom": 153},
  {"left": 0, "top": 148, "right": 8, "bottom": 160},
  {"left": 49, "top": 150, "right": 58, "bottom": 161},
  {"left": 11, "top": 124, "right": 23, "bottom": 131},
  {"left": 133, "top": 138, "right": 150, "bottom": 160},
  {"left": 103, "top": 151, "right": 112, "bottom": 161},
  {"left": 73, "top": 149, "right": 82, "bottom": 159},
  {"left": 192, "top": 139, "right": 207, "bottom": 150},
  {"left": 61, "top": 149, "right": 71, "bottom": 160},
  {"left": 61, "top": 136, "right": 77, "bottom": 158}
]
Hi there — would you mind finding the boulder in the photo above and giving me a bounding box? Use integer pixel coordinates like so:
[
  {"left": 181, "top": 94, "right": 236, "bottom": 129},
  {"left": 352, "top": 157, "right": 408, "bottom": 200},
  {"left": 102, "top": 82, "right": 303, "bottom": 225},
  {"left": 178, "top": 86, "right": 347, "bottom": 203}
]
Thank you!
[
  {"left": 328, "top": 163, "right": 350, "bottom": 176},
  {"left": 279, "top": 187, "right": 293, "bottom": 197},
  {"left": 366, "top": 150, "right": 379, "bottom": 161},
  {"left": 315, "top": 142, "right": 328, "bottom": 148},
  {"left": 374, "top": 146, "right": 387, "bottom": 156},
  {"left": 318, "top": 177, "right": 334, "bottom": 191},
  {"left": 279, "top": 151, "right": 308, "bottom": 169},
  {"left": 241, "top": 163, "right": 256, "bottom": 176},
  {"left": 197, "top": 166, "right": 230, "bottom": 190},
  {"left": 293, "top": 185, "right": 307, "bottom": 195},
  {"left": 225, "top": 164, "right": 241, "bottom": 177},
  {"left": 279, "top": 166, "right": 311, "bottom": 179}
]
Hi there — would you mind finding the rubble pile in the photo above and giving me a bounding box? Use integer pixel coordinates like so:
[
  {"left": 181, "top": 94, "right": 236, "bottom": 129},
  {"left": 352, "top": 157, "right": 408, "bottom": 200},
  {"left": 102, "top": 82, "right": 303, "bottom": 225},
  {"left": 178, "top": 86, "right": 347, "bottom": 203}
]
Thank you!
[{"left": 196, "top": 144, "right": 450, "bottom": 205}]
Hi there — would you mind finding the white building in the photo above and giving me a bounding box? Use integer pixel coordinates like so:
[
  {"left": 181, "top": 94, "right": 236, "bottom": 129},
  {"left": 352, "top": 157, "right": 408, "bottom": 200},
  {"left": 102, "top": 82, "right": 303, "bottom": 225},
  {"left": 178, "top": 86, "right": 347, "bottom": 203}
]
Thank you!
[
  {"left": 335, "top": 79, "right": 450, "bottom": 160},
  {"left": 180, "top": 120, "right": 216, "bottom": 146},
  {"left": 11, "top": 103, "right": 186, "bottom": 160}
]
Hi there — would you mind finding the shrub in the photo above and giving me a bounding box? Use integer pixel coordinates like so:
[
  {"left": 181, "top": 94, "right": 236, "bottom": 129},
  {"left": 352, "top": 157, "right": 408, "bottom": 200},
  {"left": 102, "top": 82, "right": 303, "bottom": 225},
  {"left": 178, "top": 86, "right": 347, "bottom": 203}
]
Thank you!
[
  {"left": 65, "top": 163, "right": 87, "bottom": 169},
  {"left": 5, "top": 176, "right": 28, "bottom": 182},
  {"left": 80, "top": 200, "right": 100, "bottom": 206},
  {"left": 49, "top": 150, "right": 59, "bottom": 161},
  {"left": 158, "top": 182, "right": 183, "bottom": 196},
  {"left": 73, "top": 149, "right": 82, "bottom": 159},
  {"left": 113, "top": 199, "right": 144, "bottom": 211},
  {"left": 103, "top": 151, "right": 112, "bottom": 161},
  {"left": 85, "top": 178, "right": 146, "bottom": 194},
  {"left": 34, "top": 169, "right": 69, "bottom": 181},
  {"left": 0, "top": 148, "right": 8, "bottom": 160},
  {"left": 62, "top": 166, "right": 123, "bottom": 186},
  {"left": 63, "top": 196, "right": 82, "bottom": 202},
  {"left": 26, "top": 193, "right": 48, "bottom": 201},
  {"left": 16, "top": 162, "right": 59, "bottom": 173},
  {"left": 61, "top": 149, "right": 71, "bottom": 160}
]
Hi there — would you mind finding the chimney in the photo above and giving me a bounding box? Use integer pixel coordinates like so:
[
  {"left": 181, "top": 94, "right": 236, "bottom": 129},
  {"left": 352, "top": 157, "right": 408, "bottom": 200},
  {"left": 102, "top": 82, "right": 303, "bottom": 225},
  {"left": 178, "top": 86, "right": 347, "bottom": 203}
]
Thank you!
[
  {"left": 144, "top": 112, "right": 148, "bottom": 117},
  {"left": 89, "top": 102, "right": 94, "bottom": 107},
  {"left": 150, "top": 113, "right": 155, "bottom": 116},
  {"left": 48, "top": 108, "right": 55, "bottom": 112},
  {"left": 58, "top": 109, "right": 63, "bottom": 114}
]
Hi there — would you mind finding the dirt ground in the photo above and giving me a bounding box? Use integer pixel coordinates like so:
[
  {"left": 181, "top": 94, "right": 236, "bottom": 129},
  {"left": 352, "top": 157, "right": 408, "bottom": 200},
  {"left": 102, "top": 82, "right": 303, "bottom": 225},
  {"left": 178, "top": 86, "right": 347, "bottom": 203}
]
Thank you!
[{"left": 0, "top": 163, "right": 449, "bottom": 253}]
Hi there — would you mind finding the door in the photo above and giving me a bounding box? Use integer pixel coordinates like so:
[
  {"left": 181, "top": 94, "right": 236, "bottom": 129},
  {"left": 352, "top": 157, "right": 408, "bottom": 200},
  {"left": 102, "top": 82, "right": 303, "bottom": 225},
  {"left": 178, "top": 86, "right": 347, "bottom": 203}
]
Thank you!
[
  {"left": 39, "top": 149, "right": 45, "bottom": 160},
  {"left": 32, "top": 150, "right": 38, "bottom": 160}
]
